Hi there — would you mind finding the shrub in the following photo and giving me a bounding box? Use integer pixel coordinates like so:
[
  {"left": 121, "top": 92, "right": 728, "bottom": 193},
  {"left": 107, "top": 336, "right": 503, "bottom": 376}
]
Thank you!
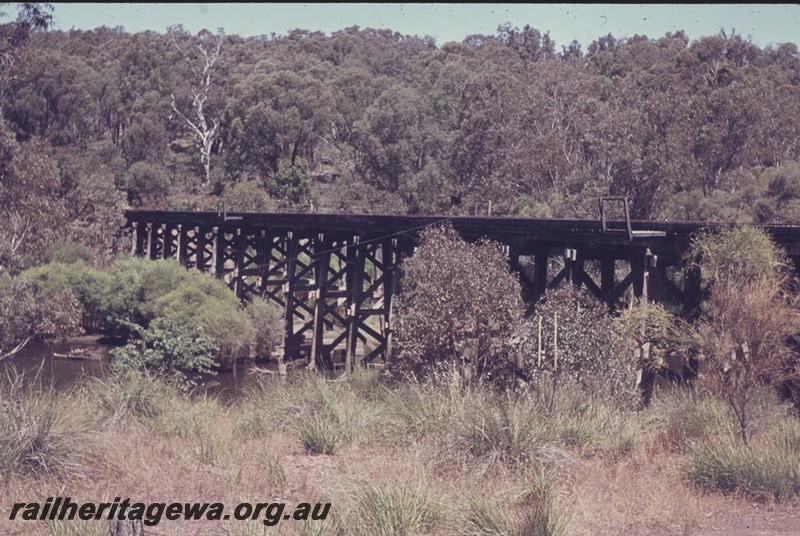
[
  {"left": 615, "top": 299, "right": 689, "bottom": 376},
  {"left": 462, "top": 469, "right": 567, "bottom": 536},
  {"left": 293, "top": 383, "right": 365, "bottom": 455},
  {"left": 20, "top": 261, "right": 112, "bottom": 331},
  {"left": 296, "top": 413, "right": 355, "bottom": 455},
  {"left": 110, "top": 317, "right": 219, "bottom": 391},
  {"left": 0, "top": 272, "right": 82, "bottom": 358},
  {"left": 246, "top": 296, "right": 283, "bottom": 359},
  {"left": 149, "top": 394, "right": 224, "bottom": 438},
  {"left": 380, "top": 381, "right": 451, "bottom": 439},
  {"left": 393, "top": 223, "right": 524, "bottom": 386},
  {"left": 222, "top": 180, "right": 276, "bottom": 212},
  {"left": 125, "top": 161, "right": 170, "bottom": 205},
  {"left": 102, "top": 257, "right": 256, "bottom": 361},
  {"left": 451, "top": 391, "right": 546, "bottom": 469},
  {"left": 103, "top": 257, "right": 191, "bottom": 331},
  {"left": 522, "top": 285, "right": 638, "bottom": 407},
  {"left": 689, "top": 227, "right": 799, "bottom": 444},
  {"left": 89, "top": 372, "right": 171, "bottom": 427},
  {"left": 234, "top": 411, "right": 272, "bottom": 440},
  {"left": 155, "top": 273, "right": 255, "bottom": 362},
  {"left": 686, "top": 226, "right": 786, "bottom": 283},
  {"left": 645, "top": 388, "right": 735, "bottom": 451}
]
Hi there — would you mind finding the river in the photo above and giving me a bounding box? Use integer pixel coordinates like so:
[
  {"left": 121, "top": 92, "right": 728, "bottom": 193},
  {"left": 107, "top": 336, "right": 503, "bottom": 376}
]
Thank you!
[{"left": 1, "top": 336, "right": 278, "bottom": 400}]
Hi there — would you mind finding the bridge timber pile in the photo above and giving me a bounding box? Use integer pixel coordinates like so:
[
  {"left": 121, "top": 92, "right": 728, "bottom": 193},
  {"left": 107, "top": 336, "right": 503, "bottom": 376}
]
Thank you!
[{"left": 125, "top": 210, "right": 800, "bottom": 371}]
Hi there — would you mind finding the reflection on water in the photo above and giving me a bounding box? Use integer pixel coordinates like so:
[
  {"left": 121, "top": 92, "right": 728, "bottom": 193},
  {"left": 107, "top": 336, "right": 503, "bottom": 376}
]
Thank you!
[{"left": 2, "top": 338, "right": 277, "bottom": 400}]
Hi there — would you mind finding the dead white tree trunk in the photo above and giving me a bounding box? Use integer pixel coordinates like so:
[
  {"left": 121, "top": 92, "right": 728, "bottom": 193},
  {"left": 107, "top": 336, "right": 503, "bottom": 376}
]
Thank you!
[{"left": 169, "top": 27, "right": 223, "bottom": 188}]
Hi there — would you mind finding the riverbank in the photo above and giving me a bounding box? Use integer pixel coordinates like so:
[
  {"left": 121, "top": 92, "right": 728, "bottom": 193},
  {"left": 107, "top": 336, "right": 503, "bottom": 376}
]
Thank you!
[{"left": 0, "top": 370, "right": 798, "bottom": 535}]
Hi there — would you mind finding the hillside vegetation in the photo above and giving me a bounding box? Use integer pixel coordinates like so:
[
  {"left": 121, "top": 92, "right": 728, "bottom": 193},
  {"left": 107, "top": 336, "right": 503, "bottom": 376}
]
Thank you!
[{"left": 2, "top": 8, "right": 800, "bottom": 271}]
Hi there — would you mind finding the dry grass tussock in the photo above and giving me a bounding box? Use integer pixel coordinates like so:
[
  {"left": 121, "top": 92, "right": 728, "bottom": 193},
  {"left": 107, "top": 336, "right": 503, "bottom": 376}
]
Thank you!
[{"left": 0, "top": 370, "right": 798, "bottom": 535}]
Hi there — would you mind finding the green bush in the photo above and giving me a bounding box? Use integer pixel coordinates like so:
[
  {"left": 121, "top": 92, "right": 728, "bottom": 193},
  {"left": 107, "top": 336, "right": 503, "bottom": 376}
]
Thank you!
[
  {"left": 110, "top": 317, "right": 219, "bottom": 391},
  {"left": 393, "top": 224, "right": 524, "bottom": 386},
  {"left": 523, "top": 285, "right": 638, "bottom": 407},
  {"left": 221, "top": 180, "right": 276, "bottom": 212},
  {"left": 20, "top": 261, "right": 111, "bottom": 331},
  {"left": 0, "top": 272, "right": 82, "bottom": 357},
  {"left": 246, "top": 296, "right": 283, "bottom": 359},
  {"left": 155, "top": 273, "right": 255, "bottom": 361},
  {"left": 104, "top": 257, "right": 191, "bottom": 331},
  {"left": 125, "top": 161, "right": 170, "bottom": 205},
  {"left": 102, "top": 258, "right": 256, "bottom": 362},
  {"left": 685, "top": 225, "right": 786, "bottom": 283}
]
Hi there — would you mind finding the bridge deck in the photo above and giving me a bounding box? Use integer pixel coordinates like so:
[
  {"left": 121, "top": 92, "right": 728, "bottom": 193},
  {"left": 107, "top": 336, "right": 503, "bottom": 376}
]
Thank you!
[{"left": 125, "top": 210, "right": 800, "bottom": 259}]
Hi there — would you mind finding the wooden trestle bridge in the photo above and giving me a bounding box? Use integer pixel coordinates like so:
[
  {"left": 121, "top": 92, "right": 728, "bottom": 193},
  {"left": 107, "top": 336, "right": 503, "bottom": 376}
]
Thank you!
[{"left": 125, "top": 207, "right": 800, "bottom": 371}]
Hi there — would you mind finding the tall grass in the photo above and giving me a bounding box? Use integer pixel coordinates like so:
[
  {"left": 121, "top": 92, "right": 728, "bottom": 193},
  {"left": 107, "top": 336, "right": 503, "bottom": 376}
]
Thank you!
[
  {"left": 0, "top": 368, "right": 92, "bottom": 479},
  {"left": 242, "top": 372, "right": 381, "bottom": 454},
  {"left": 346, "top": 480, "right": 442, "bottom": 536},
  {"left": 88, "top": 371, "right": 170, "bottom": 427},
  {"left": 687, "top": 437, "right": 800, "bottom": 501},
  {"left": 450, "top": 391, "right": 547, "bottom": 470},
  {"left": 549, "top": 390, "right": 638, "bottom": 459},
  {"left": 645, "top": 387, "right": 735, "bottom": 451},
  {"left": 378, "top": 380, "right": 452, "bottom": 440},
  {"left": 44, "top": 519, "right": 107, "bottom": 536},
  {"left": 462, "top": 469, "right": 568, "bottom": 536},
  {"left": 295, "top": 410, "right": 357, "bottom": 455},
  {"left": 149, "top": 393, "right": 224, "bottom": 437}
]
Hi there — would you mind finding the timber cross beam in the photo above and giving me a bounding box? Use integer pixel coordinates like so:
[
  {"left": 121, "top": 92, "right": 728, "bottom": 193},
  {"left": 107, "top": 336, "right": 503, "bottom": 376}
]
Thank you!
[{"left": 125, "top": 210, "right": 800, "bottom": 370}]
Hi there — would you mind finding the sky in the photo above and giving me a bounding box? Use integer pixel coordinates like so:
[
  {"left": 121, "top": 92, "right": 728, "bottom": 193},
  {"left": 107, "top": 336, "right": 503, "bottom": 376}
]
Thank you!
[{"left": 42, "top": 3, "right": 800, "bottom": 49}]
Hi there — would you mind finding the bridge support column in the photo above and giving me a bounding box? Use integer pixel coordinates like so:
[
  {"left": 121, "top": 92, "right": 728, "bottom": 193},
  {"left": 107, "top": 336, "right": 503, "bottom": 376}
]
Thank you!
[
  {"left": 601, "top": 258, "right": 615, "bottom": 305},
  {"left": 632, "top": 254, "right": 646, "bottom": 300},
  {"left": 534, "top": 250, "right": 548, "bottom": 298},
  {"left": 309, "top": 235, "right": 332, "bottom": 372},
  {"left": 282, "top": 232, "right": 299, "bottom": 364},
  {"left": 177, "top": 224, "right": 198, "bottom": 267},
  {"left": 344, "top": 236, "right": 363, "bottom": 373},
  {"left": 133, "top": 221, "right": 148, "bottom": 257},
  {"left": 145, "top": 222, "right": 158, "bottom": 259},
  {"left": 646, "top": 252, "right": 664, "bottom": 303},
  {"left": 383, "top": 239, "right": 398, "bottom": 365},
  {"left": 162, "top": 224, "right": 178, "bottom": 260}
]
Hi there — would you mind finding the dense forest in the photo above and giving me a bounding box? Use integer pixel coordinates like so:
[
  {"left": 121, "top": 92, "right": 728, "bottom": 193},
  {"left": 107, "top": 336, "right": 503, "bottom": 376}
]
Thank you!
[{"left": 3, "top": 5, "right": 800, "bottom": 268}]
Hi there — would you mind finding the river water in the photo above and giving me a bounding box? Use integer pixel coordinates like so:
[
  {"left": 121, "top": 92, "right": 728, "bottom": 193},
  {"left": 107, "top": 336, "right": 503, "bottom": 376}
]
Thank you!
[{"left": 1, "top": 337, "right": 277, "bottom": 400}]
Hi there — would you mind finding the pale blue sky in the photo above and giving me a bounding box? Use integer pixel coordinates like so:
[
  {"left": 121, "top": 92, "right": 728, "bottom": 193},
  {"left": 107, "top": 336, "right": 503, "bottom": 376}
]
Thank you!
[{"left": 43, "top": 4, "right": 800, "bottom": 48}]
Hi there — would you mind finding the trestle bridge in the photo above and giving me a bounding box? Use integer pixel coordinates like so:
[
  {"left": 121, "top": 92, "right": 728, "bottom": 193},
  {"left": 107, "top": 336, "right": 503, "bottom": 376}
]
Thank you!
[{"left": 125, "top": 207, "right": 800, "bottom": 372}]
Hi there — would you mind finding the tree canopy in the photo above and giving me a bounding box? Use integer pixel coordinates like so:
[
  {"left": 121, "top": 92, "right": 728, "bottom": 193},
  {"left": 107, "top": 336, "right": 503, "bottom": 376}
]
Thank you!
[{"left": 0, "top": 18, "right": 798, "bottom": 242}]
